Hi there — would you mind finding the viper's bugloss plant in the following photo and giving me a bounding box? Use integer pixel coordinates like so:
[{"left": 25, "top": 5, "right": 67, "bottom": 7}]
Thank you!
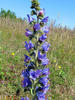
[{"left": 21, "top": 0, "right": 50, "bottom": 100}]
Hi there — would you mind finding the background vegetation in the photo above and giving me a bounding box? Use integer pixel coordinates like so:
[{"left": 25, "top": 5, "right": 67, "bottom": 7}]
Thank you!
[{"left": 0, "top": 9, "right": 75, "bottom": 100}]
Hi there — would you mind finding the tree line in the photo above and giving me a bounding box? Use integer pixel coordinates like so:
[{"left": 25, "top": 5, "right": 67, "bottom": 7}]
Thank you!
[{"left": 0, "top": 8, "right": 16, "bottom": 19}]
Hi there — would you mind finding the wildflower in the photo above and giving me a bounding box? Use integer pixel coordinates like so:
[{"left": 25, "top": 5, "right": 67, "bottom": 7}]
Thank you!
[
  {"left": 38, "top": 51, "right": 46, "bottom": 60},
  {"left": 24, "top": 55, "right": 31, "bottom": 63},
  {"left": 41, "top": 26, "right": 49, "bottom": 33},
  {"left": 21, "top": 97, "right": 24, "bottom": 100},
  {"left": 25, "top": 97, "right": 29, "bottom": 100},
  {"left": 42, "top": 57, "right": 49, "bottom": 66},
  {"left": 36, "top": 91, "right": 45, "bottom": 100},
  {"left": 38, "top": 51, "right": 49, "bottom": 66},
  {"left": 25, "top": 29, "right": 32, "bottom": 37},
  {"left": 29, "top": 70, "right": 37, "bottom": 81},
  {"left": 34, "top": 23, "right": 40, "bottom": 31},
  {"left": 41, "top": 16, "right": 49, "bottom": 23},
  {"left": 42, "top": 68, "right": 50, "bottom": 75},
  {"left": 27, "top": 14, "right": 34, "bottom": 23},
  {"left": 41, "top": 42, "right": 50, "bottom": 52},
  {"left": 21, "top": 97, "right": 29, "bottom": 100},
  {"left": 39, "top": 34, "right": 47, "bottom": 42},
  {"left": 36, "top": 69, "right": 42, "bottom": 77},
  {"left": 27, "top": 62, "right": 35, "bottom": 70},
  {"left": 58, "top": 65, "right": 61, "bottom": 69},
  {"left": 38, "top": 8, "right": 45, "bottom": 16},
  {"left": 29, "top": 69, "right": 42, "bottom": 81},
  {"left": 21, "top": 69, "right": 29, "bottom": 78},
  {"left": 22, "top": 77, "right": 31, "bottom": 87},
  {"left": 22, "top": 0, "right": 50, "bottom": 99},
  {"left": 25, "top": 41, "right": 34, "bottom": 51},
  {"left": 42, "top": 84, "right": 50, "bottom": 94},
  {"left": 39, "top": 76, "right": 48, "bottom": 86},
  {"left": 21, "top": 69, "right": 31, "bottom": 87},
  {"left": 24, "top": 63, "right": 28, "bottom": 67},
  {"left": 11, "top": 52, "right": 15, "bottom": 56},
  {"left": 21, "top": 69, "right": 30, "bottom": 87},
  {"left": 37, "top": 84, "right": 49, "bottom": 95}
]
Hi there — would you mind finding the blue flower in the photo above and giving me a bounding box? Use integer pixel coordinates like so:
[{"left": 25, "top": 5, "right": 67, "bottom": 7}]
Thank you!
[
  {"left": 29, "top": 69, "right": 42, "bottom": 81},
  {"left": 43, "top": 84, "right": 50, "bottom": 94},
  {"left": 25, "top": 29, "right": 32, "bottom": 37},
  {"left": 24, "top": 63, "right": 28, "bottom": 67},
  {"left": 39, "top": 34, "right": 47, "bottom": 42},
  {"left": 41, "top": 42, "right": 50, "bottom": 52},
  {"left": 38, "top": 51, "right": 49, "bottom": 66},
  {"left": 34, "top": 23, "right": 40, "bottom": 31},
  {"left": 21, "top": 97, "right": 24, "bottom": 100},
  {"left": 36, "top": 69, "right": 42, "bottom": 77},
  {"left": 39, "top": 76, "right": 48, "bottom": 86},
  {"left": 25, "top": 41, "right": 29, "bottom": 51},
  {"left": 36, "top": 84, "right": 49, "bottom": 95},
  {"left": 29, "top": 41, "right": 34, "bottom": 49},
  {"left": 21, "top": 69, "right": 29, "bottom": 78},
  {"left": 41, "top": 17, "right": 48, "bottom": 23},
  {"left": 38, "top": 8, "right": 45, "bottom": 16},
  {"left": 27, "top": 14, "right": 34, "bottom": 23},
  {"left": 42, "top": 57, "right": 49, "bottom": 66},
  {"left": 41, "top": 26, "right": 49, "bottom": 33},
  {"left": 36, "top": 91, "right": 45, "bottom": 100},
  {"left": 21, "top": 69, "right": 31, "bottom": 87},
  {"left": 21, "top": 97, "right": 29, "bottom": 100},
  {"left": 25, "top": 41, "right": 34, "bottom": 51},
  {"left": 42, "top": 68, "right": 50, "bottom": 75},
  {"left": 25, "top": 96, "right": 29, "bottom": 100},
  {"left": 27, "top": 62, "right": 35, "bottom": 70},
  {"left": 38, "top": 51, "right": 46, "bottom": 60},
  {"left": 29, "top": 70, "right": 37, "bottom": 81},
  {"left": 22, "top": 77, "right": 31, "bottom": 87},
  {"left": 24, "top": 55, "right": 31, "bottom": 63}
]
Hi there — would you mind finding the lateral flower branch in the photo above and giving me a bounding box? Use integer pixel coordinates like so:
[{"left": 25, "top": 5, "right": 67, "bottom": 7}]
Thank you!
[{"left": 21, "top": 0, "right": 50, "bottom": 100}]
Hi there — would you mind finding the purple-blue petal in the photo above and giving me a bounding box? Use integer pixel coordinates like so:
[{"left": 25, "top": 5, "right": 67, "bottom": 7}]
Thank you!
[
  {"left": 21, "top": 97, "right": 24, "bottom": 100},
  {"left": 41, "top": 26, "right": 49, "bottom": 33},
  {"left": 25, "top": 96, "right": 30, "bottom": 100},
  {"left": 38, "top": 51, "right": 46, "bottom": 60},
  {"left": 22, "top": 77, "right": 31, "bottom": 87},
  {"left": 42, "top": 57, "right": 49, "bottom": 66},
  {"left": 42, "top": 16, "right": 49, "bottom": 23},
  {"left": 39, "top": 34, "right": 47, "bottom": 42},
  {"left": 39, "top": 76, "right": 48, "bottom": 86},
  {"left": 29, "top": 70, "right": 36, "bottom": 81},
  {"left": 42, "top": 68, "right": 50, "bottom": 75},
  {"left": 27, "top": 14, "right": 34, "bottom": 23},
  {"left": 25, "top": 29, "right": 32, "bottom": 36},
  {"left": 41, "top": 42, "right": 50, "bottom": 52},
  {"left": 34, "top": 23, "right": 40, "bottom": 31},
  {"left": 36, "top": 91, "right": 45, "bottom": 100},
  {"left": 25, "top": 41, "right": 34, "bottom": 51},
  {"left": 24, "top": 55, "right": 31, "bottom": 63},
  {"left": 21, "top": 97, "right": 29, "bottom": 100}
]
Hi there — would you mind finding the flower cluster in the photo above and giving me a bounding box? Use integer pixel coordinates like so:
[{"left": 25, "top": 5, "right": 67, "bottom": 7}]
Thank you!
[{"left": 21, "top": 0, "right": 50, "bottom": 100}]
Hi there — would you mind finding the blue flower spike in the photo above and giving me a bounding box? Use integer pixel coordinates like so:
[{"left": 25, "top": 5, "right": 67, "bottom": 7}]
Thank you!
[{"left": 21, "top": 0, "right": 50, "bottom": 100}]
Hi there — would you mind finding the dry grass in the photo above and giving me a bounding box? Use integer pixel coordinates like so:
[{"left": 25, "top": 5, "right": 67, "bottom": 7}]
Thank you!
[{"left": 0, "top": 17, "right": 75, "bottom": 100}]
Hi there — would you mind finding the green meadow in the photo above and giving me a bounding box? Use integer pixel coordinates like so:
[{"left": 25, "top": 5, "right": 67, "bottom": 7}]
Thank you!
[{"left": 0, "top": 17, "right": 75, "bottom": 100}]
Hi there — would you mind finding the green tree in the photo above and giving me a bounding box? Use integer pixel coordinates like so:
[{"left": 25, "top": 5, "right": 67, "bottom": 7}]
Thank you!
[{"left": 0, "top": 8, "right": 16, "bottom": 19}]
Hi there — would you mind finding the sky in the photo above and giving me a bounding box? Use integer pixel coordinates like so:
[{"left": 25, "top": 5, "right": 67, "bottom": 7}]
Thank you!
[{"left": 0, "top": 0, "right": 75, "bottom": 29}]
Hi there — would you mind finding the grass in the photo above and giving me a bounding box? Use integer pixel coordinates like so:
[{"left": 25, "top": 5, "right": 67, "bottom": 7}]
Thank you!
[{"left": 0, "top": 17, "right": 75, "bottom": 100}]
